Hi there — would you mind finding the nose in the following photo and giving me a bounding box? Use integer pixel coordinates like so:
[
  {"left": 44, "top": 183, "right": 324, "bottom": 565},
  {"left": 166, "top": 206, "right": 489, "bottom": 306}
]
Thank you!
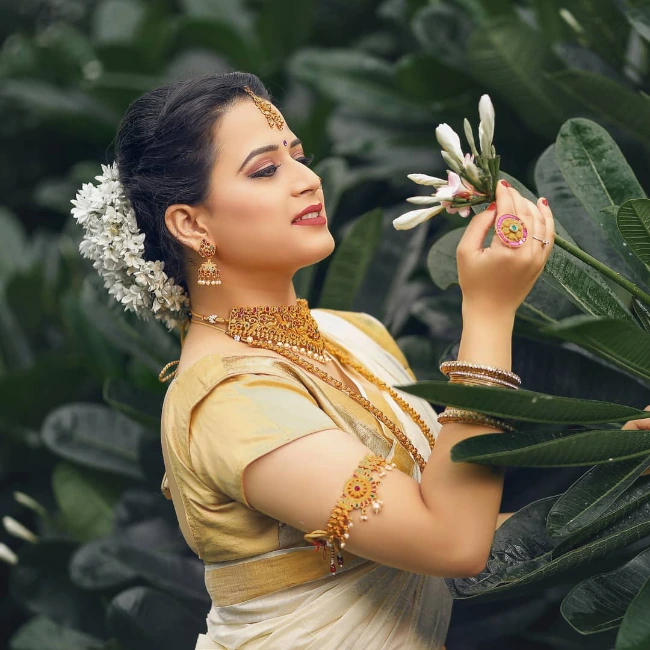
[{"left": 293, "top": 167, "right": 322, "bottom": 196}]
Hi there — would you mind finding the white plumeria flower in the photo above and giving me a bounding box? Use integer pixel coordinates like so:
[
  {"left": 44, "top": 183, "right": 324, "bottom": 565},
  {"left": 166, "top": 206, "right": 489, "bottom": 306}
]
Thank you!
[
  {"left": 434, "top": 171, "right": 463, "bottom": 201},
  {"left": 435, "top": 123, "right": 465, "bottom": 167},
  {"left": 0, "top": 543, "right": 18, "bottom": 565},
  {"left": 392, "top": 204, "right": 446, "bottom": 230},
  {"left": 406, "top": 173, "right": 448, "bottom": 188},
  {"left": 478, "top": 94, "right": 495, "bottom": 158},
  {"left": 3, "top": 516, "right": 38, "bottom": 543},
  {"left": 13, "top": 492, "right": 48, "bottom": 517}
]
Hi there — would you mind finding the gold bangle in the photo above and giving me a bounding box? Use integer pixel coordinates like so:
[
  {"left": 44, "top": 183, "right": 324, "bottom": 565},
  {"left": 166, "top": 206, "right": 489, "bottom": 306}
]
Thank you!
[
  {"left": 440, "top": 361, "right": 521, "bottom": 387},
  {"left": 158, "top": 359, "right": 180, "bottom": 383},
  {"left": 304, "top": 453, "right": 395, "bottom": 576},
  {"left": 437, "top": 408, "right": 515, "bottom": 432},
  {"left": 449, "top": 372, "right": 519, "bottom": 390}
]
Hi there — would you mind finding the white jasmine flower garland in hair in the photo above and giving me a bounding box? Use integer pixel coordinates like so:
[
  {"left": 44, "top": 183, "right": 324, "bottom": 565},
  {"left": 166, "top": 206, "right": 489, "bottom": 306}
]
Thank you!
[
  {"left": 393, "top": 94, "right": 500, "bottom": 230},
  {"left": 71, "top": 163, "right": 190, "bottom": 330}
]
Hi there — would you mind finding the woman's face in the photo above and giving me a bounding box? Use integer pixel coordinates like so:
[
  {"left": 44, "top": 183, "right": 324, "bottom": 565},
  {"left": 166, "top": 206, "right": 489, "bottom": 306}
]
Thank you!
[{"left": 201, "top": 98, "right": 335, "bottom": 276}]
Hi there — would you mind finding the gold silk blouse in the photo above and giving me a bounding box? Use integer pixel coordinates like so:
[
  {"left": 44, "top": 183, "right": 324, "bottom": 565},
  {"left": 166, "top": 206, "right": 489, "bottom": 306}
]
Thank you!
[{"left": 160, "top": 309, "right": 418, "bottom": 565}]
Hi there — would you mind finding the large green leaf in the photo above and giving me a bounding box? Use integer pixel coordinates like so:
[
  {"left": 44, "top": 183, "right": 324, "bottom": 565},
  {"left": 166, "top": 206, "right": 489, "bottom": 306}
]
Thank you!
[
  {"left": 318, "top": 208, "right": 384, "bottom": 311},
  {"left": 9, "top": 616, "right": 105, "bottom": 650},
  {"left": 398, "top": 380, "right": 650, "bottom": 424},
  {"left": 450, "top": 428, "right": 650, "bottom": 467},
  {"left": 446, "top": 496, "right": 650, "bottom": 598},
  {"left": 548, "top": 70, "right": 650, "bottom": 148},
  {"left": 107, "top": 587, "right": 202, "bottom": 650},
  {"left": 103, "top": 379, "right": 163, "bottom": 430},
  {"left": 42, "top": 403, "right": 149, "bottom": 479},
  {"left": 288, "top": 48, "right": 433, "bottom": 123},
  {"left": 617, "top": 571, "right": 650, "bottom": 650},
  {"left": 626, "top": 0, "right": 650, "bottom": 42},
  {"left": 616, "top": 199, "right": 650, "bottom": 267},
  {"left": 535, "top": 144, "right": 637, "bottom": 282},
  {"left": 465, "top": 16, "right": 582, "bottom": 138},
  {"left": 555, "top": 118, "right": 649, "bottom": 289},
  {"left": 52, "top": 462, "right": 125, "bottom": 543},
  {"left": 542, "top": 316, "right": 650, "bottom": 382},
  {"left": 561, "top": 546, "right": 650, "bottom": 634},
  {"left": 546, "top": 454, "right": 650, "bottom": 541}
]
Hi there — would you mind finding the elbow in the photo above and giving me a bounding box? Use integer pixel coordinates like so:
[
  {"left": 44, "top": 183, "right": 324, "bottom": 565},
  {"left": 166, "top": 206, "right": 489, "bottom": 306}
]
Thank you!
[{"left": 444, "top": 545, "right": 490, "bottom": 579}]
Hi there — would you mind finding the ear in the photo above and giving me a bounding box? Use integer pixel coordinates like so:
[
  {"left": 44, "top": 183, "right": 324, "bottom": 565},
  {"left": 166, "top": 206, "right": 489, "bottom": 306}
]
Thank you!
[{"left": 164, "top": 203, "right": 209, "bottom": 253}]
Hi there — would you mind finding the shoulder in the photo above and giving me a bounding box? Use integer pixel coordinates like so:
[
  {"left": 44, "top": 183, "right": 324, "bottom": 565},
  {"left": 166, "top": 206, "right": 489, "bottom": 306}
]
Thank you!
[{"left": 315, "top": 309, "right": 411, "bottom": 371}]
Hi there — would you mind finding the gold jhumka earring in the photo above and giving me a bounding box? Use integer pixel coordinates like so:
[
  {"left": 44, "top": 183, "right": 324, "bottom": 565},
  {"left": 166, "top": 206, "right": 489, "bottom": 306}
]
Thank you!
[
  {"left": 197, "top": 239, "right": 221, "bottom": 286},
  {"left": 242, "top": 86, "right": 285, "bottom": 130}
]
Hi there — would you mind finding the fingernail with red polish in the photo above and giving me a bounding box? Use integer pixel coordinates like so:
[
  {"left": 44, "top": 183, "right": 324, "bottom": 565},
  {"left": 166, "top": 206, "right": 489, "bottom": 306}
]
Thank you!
[
  {"left": 542, "top": 198, "right": 548, "bottom": 206},
  {"left": 501, "top": 180, "right": 510, "bottom": 188},
  {"left": 488, "top": 202, "right": 496, "bottom": 210}
]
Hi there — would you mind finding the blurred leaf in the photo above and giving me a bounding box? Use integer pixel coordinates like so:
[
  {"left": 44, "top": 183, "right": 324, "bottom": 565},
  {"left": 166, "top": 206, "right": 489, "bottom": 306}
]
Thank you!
[
  {"left": 555, "top": 118, "right": 649, "bottom": 289},
  {"left": 466, "top": 16, "right": 582, "bottom": 139},
  {"left": 0, "top": 207, "right": 28, "bottom": 277},
  {"left": 394, "top": 52, "right": 473, "bottom": 101},
  {"left": 9, "top": 616, "right": 105, "bottom": 650},
  {"left": 451, "top": 428, "right": 650, "bottom": 468},
  {"left": 546, "top": 454, "right": 650, "bottom": 541},
  {"left": 92, "top": 0, "right": 145, "bottom": 45},
  {"left": 399, "top": 379, "right": 649, "bottom": 424},
  {"left": 42, "top": 403, "right": 149, "bottom": 479},
  {"left": 52, "top": 461, "right": 126, "bottom": 542},
  {"left": 617, "top": 199, "right": 650, "bottom": 267},
  {"left": 10, "top": 540, "right": 105, "bottom": 636},
  {"left": 548, "top": 70, "right": 650, "bottom": 148},
  {"left": 542, "top": 316, "right": 650, "bottom": 382},
  {"left": 289, "top": 48, "right": 433, "bottom": 123},
  {"left": 626, "top": 0, "right": 650, "bottom": 42},
  {"left": 107, "top": 587, "right": 203, "bottom": 650},
  {"left": 103, "top": 379, "right": 163, "bottom": 429},
  {"left": 561, "top": 546, "right": 650, "bottom": 634},
  {"left": 70, "top": 537, "right": 140, "bottom": 591},
  {"left": 319, "top": 208, "right": 384, "bottom": 310}
]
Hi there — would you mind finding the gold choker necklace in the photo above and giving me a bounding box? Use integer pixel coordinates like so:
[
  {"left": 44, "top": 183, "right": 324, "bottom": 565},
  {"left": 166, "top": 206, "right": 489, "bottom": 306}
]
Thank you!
[{"left": 190, "top": 298, "right": 332, "bottom": 364}]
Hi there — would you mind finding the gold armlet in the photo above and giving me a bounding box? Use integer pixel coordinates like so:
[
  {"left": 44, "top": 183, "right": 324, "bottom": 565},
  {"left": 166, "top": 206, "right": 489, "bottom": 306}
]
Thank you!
[
  {"left": 304, "top": 453, "right": 396, "bottom": 576},
  {"left": 159, "top": 360, "right": 180, "bottom": 383},
  {"left": 437, "top": 408, "right": 515, "bottom": 432}
]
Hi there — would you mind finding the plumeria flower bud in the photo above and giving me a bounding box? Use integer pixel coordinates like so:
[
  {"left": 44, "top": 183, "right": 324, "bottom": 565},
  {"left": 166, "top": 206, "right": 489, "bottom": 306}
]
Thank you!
[
  {"left": 462, "top": 153, "right": 482, "bottom": 186},
  {"left": 406, "top": 195, "right": 442, "bottom": 205},
  {"left": 478, "top": 94, "right": 495, "bottom": 158},
  {"left": 2, "top": 516, "right": 38, "bottom": 543},
  {"left": 0, "top": 543, "right": 18, "bottom": 565},
  {"left": 406, "top": 173, "right": 448, "bottom": 188},
  {"left": 441, "top": 201, "right": 472, "bottom": 218},
  {"left": 392, "top": 204, "right": 446, "bottom": 230},
  {"left": 433, "top": 171, "right": 462, "bottom": 201},
  {"left": 435, "top": 123, "right": 465, "bottom": 167}
]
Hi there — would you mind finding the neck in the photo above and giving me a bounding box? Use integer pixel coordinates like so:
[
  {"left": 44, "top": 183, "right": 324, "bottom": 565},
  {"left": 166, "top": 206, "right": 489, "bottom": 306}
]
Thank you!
[{"left": 189, "top": 276, "right": 301, "bottom": 318}]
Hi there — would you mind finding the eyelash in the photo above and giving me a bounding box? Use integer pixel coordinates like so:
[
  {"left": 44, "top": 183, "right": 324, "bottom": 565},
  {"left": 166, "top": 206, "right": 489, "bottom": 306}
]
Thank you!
[{"left": 250, "top": 153, "right": 315, "bottom": 179}]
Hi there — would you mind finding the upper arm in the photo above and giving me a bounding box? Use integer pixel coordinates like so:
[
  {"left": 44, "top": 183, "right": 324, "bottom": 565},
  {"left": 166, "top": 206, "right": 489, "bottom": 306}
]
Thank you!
[{"left": 244, "top": 427, "right": 483, "bottom": 578}]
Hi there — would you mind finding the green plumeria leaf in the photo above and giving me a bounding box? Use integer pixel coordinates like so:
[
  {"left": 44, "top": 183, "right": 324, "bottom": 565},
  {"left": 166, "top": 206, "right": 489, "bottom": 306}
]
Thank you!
[{"left": 616, "top": 199, "right": 650, "bottom": 267}]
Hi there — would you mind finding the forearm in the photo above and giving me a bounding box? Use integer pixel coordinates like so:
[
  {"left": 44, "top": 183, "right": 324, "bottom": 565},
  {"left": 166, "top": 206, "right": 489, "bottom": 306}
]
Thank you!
[{"left": 420, "top": 304, "right": 515, "bottom": 568}]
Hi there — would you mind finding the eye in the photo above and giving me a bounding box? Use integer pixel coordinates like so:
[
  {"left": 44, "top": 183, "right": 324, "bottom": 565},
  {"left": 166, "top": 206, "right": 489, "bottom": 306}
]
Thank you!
[{"left": 249, "top": 153, "right": 315, "bottom": 179}]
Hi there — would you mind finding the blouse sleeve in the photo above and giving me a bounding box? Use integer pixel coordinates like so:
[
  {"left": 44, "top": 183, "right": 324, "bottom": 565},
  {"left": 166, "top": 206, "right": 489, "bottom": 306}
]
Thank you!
[{"left": 189, "top": 371, "right": 338, "bottom": 508}]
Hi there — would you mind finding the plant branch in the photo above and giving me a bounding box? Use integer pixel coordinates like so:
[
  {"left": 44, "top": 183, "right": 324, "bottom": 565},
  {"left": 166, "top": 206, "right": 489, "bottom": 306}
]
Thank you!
[{"left": 553, "top": 234, "right": 650, "bottom": 307}]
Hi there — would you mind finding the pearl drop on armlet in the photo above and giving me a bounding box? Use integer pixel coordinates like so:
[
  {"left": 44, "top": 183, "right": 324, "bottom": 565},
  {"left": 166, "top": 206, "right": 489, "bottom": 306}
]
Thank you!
[{"left": 304, "top": 453, "right": 396, "bottom": 575}]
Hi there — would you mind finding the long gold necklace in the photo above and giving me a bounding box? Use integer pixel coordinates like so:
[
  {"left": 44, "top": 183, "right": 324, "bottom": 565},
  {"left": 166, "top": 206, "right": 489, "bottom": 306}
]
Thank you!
[{"left": 188, "top": 312, "right": 436, "bottom": 472}]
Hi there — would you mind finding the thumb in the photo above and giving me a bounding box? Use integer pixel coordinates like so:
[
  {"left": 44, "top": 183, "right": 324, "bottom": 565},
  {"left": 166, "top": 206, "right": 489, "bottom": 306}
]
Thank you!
[
  {"left": 460, "top": 202, "right": 497, "bottom": 251},
  {"left": 622, "top": 404, "right": 650, "bottom": 430}
]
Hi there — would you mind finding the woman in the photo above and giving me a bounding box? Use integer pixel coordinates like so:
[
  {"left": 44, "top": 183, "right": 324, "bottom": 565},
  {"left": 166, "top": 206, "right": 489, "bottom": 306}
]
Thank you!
[{"left": 74, "top": 71, "right": 554, "bottom": 649}]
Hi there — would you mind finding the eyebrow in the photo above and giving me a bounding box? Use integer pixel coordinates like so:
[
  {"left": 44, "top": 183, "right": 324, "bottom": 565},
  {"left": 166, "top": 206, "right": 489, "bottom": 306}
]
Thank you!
[{"left": 238, "top": 137, "right": 302, "bottom": 172}]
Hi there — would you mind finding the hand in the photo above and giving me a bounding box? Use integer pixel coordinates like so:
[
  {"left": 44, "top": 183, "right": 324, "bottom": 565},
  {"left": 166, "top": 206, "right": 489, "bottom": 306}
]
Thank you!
[
  {"left": 622, "top": 405, "right": 650, "bottom": 476},
  {"left": 456, "top": 180, "right": 555, "bottom": 315}
]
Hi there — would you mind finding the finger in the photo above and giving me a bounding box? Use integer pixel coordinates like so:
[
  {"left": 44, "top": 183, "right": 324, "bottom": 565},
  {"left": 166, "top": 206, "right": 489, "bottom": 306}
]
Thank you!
[
  {"left": 537, "top": 196, "right": 555, "bottom": 261},
  {"left": 457, "top": 201, "right": 498, "bottom": 252},
  {"left": 490, "top": 182, "right": 535, "bottom": 251},
  {"left": 622, "top": 405, "right": 650, "bottom": 430}
]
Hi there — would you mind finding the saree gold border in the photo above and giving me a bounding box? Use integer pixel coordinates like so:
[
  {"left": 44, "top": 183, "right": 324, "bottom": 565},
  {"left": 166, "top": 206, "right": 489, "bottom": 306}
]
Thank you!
[{"left": 204, "top": 548, "right": 372, "bottom": 606}]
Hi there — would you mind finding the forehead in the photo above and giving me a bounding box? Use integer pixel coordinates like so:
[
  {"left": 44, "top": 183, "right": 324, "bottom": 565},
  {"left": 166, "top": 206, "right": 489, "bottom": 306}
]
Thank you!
[{"left": 215, "top": 99, "right": 294, "bottom": 160}]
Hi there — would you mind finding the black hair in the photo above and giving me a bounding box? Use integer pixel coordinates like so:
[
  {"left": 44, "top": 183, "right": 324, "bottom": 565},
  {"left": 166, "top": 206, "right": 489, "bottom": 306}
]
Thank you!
[{"left": 114, "top": 71, "right": 272, "bottom": 289}]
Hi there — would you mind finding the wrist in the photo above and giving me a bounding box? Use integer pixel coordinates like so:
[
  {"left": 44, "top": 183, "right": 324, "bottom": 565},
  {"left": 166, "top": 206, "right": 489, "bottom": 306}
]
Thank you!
[{"left": 461, "top": 301, "right": 516, "bottom": 327}]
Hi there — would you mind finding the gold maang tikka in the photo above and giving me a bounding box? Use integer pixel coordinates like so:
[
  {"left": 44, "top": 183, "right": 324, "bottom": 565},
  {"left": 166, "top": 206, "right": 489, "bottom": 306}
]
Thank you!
[
  {"left": 197, "top": 239, "right": 221, "bottom": 286},
  {"left": 243, "top": 86, "right": 285, "bottom": 130}
]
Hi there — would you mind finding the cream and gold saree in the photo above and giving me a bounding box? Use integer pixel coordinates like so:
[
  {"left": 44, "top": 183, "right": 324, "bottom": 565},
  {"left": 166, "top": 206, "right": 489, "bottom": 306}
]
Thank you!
[{"left": 161, "top": 308, "right": 453, "bottom": 649}]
